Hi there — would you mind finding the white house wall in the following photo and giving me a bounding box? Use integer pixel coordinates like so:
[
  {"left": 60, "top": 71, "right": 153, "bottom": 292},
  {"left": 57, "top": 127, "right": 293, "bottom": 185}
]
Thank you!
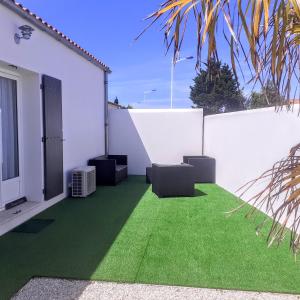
[
  {"left": 109, "top": 109, "right": 203, "bottom": 175},
  {"left": 0, "top": 6, "right": 105, "bottom": 205}
]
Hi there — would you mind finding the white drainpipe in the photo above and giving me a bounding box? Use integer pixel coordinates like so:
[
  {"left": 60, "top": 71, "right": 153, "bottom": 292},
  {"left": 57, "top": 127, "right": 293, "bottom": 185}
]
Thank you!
[{"left": 104, "top": 71, "right": 109, "bottom": 156}]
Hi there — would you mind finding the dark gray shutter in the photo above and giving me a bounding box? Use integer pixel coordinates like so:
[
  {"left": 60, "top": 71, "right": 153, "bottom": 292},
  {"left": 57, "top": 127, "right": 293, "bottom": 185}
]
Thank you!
[{"left": 42, "top": 75, "right": 64, "bottom": 201}]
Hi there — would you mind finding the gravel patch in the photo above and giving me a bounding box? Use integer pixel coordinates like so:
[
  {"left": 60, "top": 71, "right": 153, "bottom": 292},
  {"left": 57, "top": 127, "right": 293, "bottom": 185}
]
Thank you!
[{"left": 12, "top": 278, "right": 300, "bottom": 300}]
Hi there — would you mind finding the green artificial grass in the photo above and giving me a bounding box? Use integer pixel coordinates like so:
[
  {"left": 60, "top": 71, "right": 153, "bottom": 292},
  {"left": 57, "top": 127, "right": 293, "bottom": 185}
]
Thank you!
[
  {"left": 0, "top": 176, "right": 300, "bottom": 299},
  {"left": 12, "top": 219, "right": 54, "bottom": 234}
]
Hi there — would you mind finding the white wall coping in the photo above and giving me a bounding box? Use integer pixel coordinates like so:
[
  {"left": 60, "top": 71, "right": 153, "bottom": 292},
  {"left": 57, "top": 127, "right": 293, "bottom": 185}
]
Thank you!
[
  {"left": 118, "top": 108, "right": 202, "bottom": 114},
  {"left": 205, "top": 105, "right": 300, "bottom": 120}
]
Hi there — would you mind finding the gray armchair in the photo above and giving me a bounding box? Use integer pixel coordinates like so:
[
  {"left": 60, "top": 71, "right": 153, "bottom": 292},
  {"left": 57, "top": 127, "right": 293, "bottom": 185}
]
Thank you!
[
  {"left": 152, "top": 163, "right": 195, "bottom": 198},
  {"left": 183, "top": 156, "right": 216, "bottom": 183}
]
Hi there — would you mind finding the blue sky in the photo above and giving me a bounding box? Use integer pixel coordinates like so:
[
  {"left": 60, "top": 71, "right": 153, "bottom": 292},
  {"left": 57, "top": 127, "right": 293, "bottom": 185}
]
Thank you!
[{"left": 20, "top": 0, "right": 247, "bottom": 108}]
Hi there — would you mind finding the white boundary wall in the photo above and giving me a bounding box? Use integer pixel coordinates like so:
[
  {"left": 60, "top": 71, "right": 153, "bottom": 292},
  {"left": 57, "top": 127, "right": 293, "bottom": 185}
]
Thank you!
[
  {"left": 109, "top": 109, "right": 203, "bottom": 175},
  {"left": 204, "top": 106, "right": 300, "bottom": 199}
]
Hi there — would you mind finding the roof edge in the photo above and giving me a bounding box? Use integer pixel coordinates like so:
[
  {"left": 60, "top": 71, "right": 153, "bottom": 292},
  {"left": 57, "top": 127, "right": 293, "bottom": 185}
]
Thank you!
[{"left": 1, "top": 0, "right": 111, "bottom": 73}]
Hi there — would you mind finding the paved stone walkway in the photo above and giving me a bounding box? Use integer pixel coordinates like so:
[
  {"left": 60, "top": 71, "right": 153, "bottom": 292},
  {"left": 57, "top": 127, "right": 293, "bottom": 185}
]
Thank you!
[{"left": 12, "top": 278, "right": 300, "bottom": 300}]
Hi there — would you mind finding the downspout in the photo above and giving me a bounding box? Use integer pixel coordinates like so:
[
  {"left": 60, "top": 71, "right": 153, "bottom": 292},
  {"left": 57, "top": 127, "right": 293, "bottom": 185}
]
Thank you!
[{"left": 104, "top": 71, "right": 109, "bottom": 155}]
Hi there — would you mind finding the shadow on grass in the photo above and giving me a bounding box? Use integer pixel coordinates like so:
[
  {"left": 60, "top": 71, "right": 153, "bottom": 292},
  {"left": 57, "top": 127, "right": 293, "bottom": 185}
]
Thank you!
[
  {"left": 154, "top": 188, "right": 207, "bottom": 199},
  {"left": 0, "top": 176, "right": 149, "bottom": 300},
  {"left": 194, "top": 189, "right": 207, "bottom": 197}
]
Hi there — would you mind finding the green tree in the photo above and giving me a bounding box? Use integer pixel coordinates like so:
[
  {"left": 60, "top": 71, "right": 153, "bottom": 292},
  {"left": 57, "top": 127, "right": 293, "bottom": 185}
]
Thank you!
[
  {"left": 190, "top": 60, "right": 246, "bottom": 115},
  {"left": 248, "top": 81, "right": 283, "bottom": 109}
]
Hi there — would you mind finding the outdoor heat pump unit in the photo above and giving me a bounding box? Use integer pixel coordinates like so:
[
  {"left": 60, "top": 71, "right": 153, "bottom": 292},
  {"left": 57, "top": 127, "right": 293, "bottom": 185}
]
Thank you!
[{"left": 71, "top": 166, "right": 96, "bottom": 197}]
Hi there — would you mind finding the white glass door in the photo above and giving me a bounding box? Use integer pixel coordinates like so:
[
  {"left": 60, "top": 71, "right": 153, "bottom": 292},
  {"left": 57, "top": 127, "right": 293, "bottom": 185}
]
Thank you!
[{"left": 0, "top": 75, "right": 22, "bottom": 207}]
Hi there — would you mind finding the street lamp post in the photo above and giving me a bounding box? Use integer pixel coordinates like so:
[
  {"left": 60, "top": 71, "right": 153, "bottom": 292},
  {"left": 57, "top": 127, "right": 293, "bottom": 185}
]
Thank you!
[{"left": 170, "top": 55, "right": 193, "bottom": 108}]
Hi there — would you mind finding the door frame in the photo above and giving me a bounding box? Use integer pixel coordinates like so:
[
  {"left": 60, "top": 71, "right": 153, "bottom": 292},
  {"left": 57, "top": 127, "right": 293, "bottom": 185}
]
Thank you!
[{"left": 0, "top": 68, "right": 24, "bottom": 209}]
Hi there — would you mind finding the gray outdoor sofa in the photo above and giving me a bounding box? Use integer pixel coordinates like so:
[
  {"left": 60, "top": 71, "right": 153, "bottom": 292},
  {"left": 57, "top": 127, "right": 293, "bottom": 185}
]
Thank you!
[
  {"left": 88, "top": 155, "right": 128, "bottom": 186},
  {"left": 151, "top": 163, "right": 195, "bottom": 198}
]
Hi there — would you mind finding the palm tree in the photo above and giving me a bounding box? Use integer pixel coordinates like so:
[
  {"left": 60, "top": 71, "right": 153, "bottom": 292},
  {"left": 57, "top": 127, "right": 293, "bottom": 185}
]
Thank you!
[{"left": 142, "top": 0, "right": 300, "bottom": 254}]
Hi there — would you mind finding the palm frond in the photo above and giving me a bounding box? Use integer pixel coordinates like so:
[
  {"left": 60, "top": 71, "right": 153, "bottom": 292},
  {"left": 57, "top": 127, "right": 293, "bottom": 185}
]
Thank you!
[
  {"left": 143, "top": 0, "right": 300, "bottom": 100},
  {"left": 231, "top": 143, "right": 300, "bottom": 254}
]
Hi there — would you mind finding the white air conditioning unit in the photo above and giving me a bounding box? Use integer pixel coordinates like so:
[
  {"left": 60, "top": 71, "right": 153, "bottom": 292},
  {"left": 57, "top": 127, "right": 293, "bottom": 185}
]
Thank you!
[{"left": 71, "top": 166, "right": 96, "bottom": 198}]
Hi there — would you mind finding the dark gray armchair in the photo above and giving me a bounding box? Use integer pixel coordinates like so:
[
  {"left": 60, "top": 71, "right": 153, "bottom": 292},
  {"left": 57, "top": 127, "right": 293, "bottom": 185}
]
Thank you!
[
  {"left": 152, "top": 163, "right": 195, "bottom": 198},
  {"left": 183, "top": 156, "right": 216, "bottom": 183}
]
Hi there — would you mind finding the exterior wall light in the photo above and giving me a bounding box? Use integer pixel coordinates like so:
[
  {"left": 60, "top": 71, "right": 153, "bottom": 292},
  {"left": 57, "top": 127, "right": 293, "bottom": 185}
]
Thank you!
[{"left": 14, "top": 25, "right": 34, "bottom": 44}]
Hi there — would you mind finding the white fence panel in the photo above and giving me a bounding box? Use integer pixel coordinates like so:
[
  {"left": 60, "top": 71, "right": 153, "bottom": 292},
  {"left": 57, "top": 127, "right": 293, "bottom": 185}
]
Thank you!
[
  {"left": 109, "top": 109, "right": 203, "bottom": 175},
  {"left": 204, "top": 106, "right": 300, "bottom": 199}
]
